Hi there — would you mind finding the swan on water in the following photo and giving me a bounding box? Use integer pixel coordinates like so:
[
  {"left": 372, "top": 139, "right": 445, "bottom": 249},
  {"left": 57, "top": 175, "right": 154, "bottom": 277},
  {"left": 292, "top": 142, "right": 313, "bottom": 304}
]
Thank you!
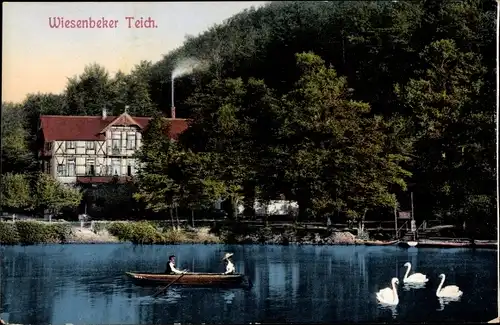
[
  {"left": 403, "top": 262, "right": 428, "bottom": 283},
  {"left": 436, "top": 273, "right": 463, "bottom": 298},
  {"left": 376, "top": 277, "right": 399, "bottom": 305}
]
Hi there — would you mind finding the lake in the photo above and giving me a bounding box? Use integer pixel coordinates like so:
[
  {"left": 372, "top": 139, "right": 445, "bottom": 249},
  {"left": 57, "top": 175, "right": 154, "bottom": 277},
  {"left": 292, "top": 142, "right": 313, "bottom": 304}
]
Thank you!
[{"left": 0, "top": 244, "right": 497, "bottom": 324}]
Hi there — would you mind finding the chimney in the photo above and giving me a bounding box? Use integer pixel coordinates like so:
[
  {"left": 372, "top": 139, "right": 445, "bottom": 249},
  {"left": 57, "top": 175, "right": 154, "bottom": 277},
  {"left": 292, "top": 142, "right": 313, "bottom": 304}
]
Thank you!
[
  {"left": 171, "top": 106, "right": 176, "bottom": 119},
  {"left": 102, "top": 108, "right": 107, "bottom": 120}
]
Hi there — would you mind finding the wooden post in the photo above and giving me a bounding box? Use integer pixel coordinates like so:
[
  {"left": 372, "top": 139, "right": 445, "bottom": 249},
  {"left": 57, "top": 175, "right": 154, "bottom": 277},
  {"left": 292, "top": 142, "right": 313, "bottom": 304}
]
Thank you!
[
  {"left": 410, "top": 192, "right": 416, "bottom": 239},
  {"left": 394, "top": 201, "right": 398, "bottom": 238},
  {"left": 411, "top": 192, "right": 414, "bottom": 222}
]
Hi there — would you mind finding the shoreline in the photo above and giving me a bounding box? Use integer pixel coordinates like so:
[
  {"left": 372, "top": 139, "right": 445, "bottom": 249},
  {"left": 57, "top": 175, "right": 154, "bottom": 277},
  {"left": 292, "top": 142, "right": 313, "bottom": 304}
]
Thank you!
[
  {"left": 0, "top": 220, "right": 497, "bottom": 248},
  {"left": 1, "top": 236, "right": 497, "bottom": 249}
]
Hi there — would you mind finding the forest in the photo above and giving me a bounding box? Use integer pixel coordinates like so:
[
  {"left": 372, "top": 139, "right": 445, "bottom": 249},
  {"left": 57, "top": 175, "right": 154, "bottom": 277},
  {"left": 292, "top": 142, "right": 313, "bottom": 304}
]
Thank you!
[{"left": 1, "top": 1, "right": 496, "bottom": 237}]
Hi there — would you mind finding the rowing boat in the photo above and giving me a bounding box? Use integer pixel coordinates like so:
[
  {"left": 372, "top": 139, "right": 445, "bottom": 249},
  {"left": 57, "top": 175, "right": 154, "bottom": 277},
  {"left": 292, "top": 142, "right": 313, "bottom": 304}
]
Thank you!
[
  {"left": 473, "top": 240, "right": 498, "bottom": 249},
  {"left": 125, "top": 271, "right": 249, "bottom": 287},
  {"left": 417, "top": 240, "right": 471, "bottom": 248}
]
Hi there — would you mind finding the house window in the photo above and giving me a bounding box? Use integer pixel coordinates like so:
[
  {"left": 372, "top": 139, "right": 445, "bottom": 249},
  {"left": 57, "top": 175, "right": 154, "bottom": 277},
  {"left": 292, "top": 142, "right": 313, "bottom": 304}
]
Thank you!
[
  {"left": 127, "top": 133, "right": 136, "bottom": 150},
  {"left": 111, "top": 159, "right": 120, "bottom": 176},
  {"left": 127, "top": 165, "right": 132, "bottom": 176},
  {"left": 112, "top": 139, "right": 121, "bottom": 151},
  {"left": 67, "top": 141, "right": 76, "bottom": 149},
  {"left": 86, "top": 141, "right": 95, "bottom": 150},
  {"left": 67, "top": 158, "right": 76, "bottom": 177},
  {"left": 86, "top": 159, "right": 95, "bottom": 176},
  {"left": 57, "top": 164, "right": 65, "bottom": 176}
]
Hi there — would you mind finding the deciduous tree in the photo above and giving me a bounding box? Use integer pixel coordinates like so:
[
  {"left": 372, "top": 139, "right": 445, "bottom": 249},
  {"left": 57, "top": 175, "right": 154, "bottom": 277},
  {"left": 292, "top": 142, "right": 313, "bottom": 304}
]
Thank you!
[{"left": 0, "top": 173, "right": 33, "bottom": 212}]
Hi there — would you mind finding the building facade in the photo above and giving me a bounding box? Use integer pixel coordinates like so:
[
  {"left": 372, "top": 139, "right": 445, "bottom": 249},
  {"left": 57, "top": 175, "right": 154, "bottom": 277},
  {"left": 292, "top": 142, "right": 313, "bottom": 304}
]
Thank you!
[{"left": 38, "top": 110, "right": 188, "bottom": 184}]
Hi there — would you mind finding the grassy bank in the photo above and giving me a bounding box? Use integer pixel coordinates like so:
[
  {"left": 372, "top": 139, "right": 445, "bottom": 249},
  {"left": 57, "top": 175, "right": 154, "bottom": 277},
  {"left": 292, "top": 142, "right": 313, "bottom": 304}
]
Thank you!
[
  {"left": 0, "top": 220, "right": 222, "bottom": 245},
  {"left": 0, "top": 220, "right": 368, "bottom": 246},
  {"left": 104, "top": 221, "right": 221, "bottom": 244}
]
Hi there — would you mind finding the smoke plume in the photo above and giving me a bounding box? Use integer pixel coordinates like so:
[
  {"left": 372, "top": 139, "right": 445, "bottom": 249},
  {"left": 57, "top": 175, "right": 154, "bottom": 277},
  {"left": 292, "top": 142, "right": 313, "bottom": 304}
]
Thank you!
[{"left": 171, "top": 57, "right": 206, "bottom": 79}]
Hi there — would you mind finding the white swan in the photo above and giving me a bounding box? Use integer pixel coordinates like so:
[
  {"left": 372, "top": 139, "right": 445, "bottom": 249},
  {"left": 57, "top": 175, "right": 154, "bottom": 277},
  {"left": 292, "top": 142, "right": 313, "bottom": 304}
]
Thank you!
[
  {"left": 376, "top": 277, "right": 399, "bottom": 305},
  {"left": 403, "top": 262, "right": 428, "bottom": 283},
  {"left": 436, "top": 273, "right": 463, "bottom": 298}
]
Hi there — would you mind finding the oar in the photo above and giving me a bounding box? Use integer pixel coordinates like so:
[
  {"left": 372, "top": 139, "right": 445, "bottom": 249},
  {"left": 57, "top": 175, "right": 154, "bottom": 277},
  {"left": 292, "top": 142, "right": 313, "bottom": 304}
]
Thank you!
[{"left": 152, "top": 272, "right": 187, "bottom": 298}]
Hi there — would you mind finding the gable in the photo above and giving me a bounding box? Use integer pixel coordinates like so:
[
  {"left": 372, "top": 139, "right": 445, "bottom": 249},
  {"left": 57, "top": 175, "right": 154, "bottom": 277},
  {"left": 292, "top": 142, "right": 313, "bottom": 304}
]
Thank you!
[{"left": 99, "top": 112, "right": 142, "bottom": 134}]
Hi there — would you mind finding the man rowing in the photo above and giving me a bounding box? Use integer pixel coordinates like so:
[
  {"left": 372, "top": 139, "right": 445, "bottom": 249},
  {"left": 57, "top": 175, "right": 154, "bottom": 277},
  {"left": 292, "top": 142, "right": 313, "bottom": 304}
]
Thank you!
[
  {"left": 165, "top": 255, "right": 188, "bottom": 274},
  {"left": 222, "top": 252, "right": 236, "bottom": 274}
]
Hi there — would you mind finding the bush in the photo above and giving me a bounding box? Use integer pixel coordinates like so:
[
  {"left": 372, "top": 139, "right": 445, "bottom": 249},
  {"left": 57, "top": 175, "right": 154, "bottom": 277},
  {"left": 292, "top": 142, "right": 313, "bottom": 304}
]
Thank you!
[
  {"left": 15, "top": 221, "right": 52, "bottom": 244},
  {"left": 107, "top": 222, "right": 135, "bottom": 240},
  {"left": 46, "top": 223, "right": 73, "bottom": 243},
  {"left": 163, "top": 228, "right": 189, "bottom": 243},
  {"left": 148, "top": 220, "right": 172, "bottom": 231},
  {"left": 107, "top": 221, "right": 164, "bottom": 244},
  {"left": 0, "top": 222, "right": 20, "bottom": 244},
  {"left": 0, "top": 221, "right": 73, "bottom": 245},
  {"left": 131, "top": 221, "right": 163, "bottom": 244}
]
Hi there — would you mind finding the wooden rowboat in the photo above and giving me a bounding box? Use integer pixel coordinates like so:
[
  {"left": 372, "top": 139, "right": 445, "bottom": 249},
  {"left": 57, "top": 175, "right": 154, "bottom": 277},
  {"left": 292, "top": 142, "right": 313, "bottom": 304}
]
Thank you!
[
  {"left": 125, "top": 272, "right": 249, "bottom": 287},
  {"left": 473, "top": 240, "right": 498, "bottom": 249},
  {"left": 417, "top": 240, "right": 471, "bottom": 248}
]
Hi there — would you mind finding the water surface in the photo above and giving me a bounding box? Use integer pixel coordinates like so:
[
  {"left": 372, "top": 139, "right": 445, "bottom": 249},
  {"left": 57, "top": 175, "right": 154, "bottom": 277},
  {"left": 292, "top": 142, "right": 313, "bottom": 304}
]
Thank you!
[{"left": 0, "top": 244, "right": 497, "bottom": 324}]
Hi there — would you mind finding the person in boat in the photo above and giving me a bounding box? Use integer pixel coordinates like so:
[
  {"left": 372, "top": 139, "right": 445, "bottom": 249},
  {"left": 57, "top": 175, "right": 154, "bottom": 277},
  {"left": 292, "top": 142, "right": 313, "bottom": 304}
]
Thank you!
[
  {"left": 165, "top": 255, "right": 187, "bottom": 274},
  {"left": 222, "top": 252, "right": 236, "bottom": 274}
]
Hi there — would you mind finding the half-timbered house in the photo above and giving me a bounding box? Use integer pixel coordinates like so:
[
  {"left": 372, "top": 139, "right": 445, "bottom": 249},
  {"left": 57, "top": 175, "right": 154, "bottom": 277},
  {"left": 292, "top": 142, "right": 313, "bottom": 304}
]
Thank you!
[{"left": 38, "top": 109, "right": 188, "bottom": 185}]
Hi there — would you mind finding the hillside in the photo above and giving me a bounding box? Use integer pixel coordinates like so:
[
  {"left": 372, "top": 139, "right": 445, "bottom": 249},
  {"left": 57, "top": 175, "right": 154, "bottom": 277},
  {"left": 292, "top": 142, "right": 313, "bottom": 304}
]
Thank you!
[{"left": 1, "top": 1, "right": 496, "bottom": 237}]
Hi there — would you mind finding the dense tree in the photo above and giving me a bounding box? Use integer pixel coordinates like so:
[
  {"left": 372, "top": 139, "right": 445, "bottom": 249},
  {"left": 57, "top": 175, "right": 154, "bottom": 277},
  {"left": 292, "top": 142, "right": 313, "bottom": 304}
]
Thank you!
[
  {"left": 65, "top": 63, "right": 114, "bottom": 115},
  {"left": 395, "top": 39, "right": 494, "bottom": 234},
  {"left": 183, "top": 77, "right": 280, "bottom": 218},
  {"left": 1, "top": 103, "right": 34, "bottom": 173},
  {"left": 0, "top": 173, "right": 32, "bottom": 212},
  {"left": 172, "top": 150, "right": 226, "bottom": 226},
  {"left": 32, "top": 173, "right": 83, "bottom": 220},
  {"left": 260, "top": 53, "right": 411, "bottom": 222},
  {"left": 125, "top": 61, "right": 157, "bottom": 116},
  {"left": 133, "top": 115, "right": 180, "bottom": 224}
]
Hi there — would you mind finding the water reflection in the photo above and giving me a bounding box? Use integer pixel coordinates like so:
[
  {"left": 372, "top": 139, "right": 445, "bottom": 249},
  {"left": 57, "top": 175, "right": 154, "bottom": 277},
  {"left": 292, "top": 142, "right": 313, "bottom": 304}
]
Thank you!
[
  {"left": 222, "top": 290, "right": 236, "bottom": 304},
  {"left": 437, "top": 296, "right": 462, "bottom": 311},
  {"left": 0, "top": 244, "right": 497, "bottom": 324},
  {"left": 403, "top": 282, "right": 427, "bottom": 291},
  {"left": 160, "top": 288, "right": 182, "bottom": 304},
  {"left": 377, "top": 304, "right": 398, "bottom": 319}
]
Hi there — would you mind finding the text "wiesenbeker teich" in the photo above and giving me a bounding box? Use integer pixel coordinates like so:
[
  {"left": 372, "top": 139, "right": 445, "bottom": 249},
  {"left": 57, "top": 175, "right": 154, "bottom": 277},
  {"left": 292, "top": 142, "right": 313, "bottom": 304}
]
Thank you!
[{"left": 48, "top": 17, "right": 158, "bottom": 29}]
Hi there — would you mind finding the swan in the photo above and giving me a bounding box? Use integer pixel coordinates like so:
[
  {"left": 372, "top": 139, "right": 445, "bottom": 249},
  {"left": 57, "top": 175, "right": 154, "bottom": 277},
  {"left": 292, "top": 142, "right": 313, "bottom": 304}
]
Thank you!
[
  {"left": 376, "top": 277, "right": 399, "bottom": 305},
  {"left": 436, "top": 273, "right": 463, "bottom": 298},
  {"left": 403, "top": 262, "right": 428, "bottom": 283}
]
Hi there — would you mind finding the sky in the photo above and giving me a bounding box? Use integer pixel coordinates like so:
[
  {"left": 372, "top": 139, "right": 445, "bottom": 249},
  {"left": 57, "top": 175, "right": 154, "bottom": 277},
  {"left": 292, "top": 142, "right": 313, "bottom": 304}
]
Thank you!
[{"left": 2, "top": 1, "right": 268, "bottom": 103}]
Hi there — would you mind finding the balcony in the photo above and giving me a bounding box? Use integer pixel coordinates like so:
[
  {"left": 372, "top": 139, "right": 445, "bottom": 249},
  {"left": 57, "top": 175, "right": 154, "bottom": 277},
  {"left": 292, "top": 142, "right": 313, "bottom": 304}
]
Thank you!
[{"left": 76, "top": 175, "right": 133, "bottom": 184}]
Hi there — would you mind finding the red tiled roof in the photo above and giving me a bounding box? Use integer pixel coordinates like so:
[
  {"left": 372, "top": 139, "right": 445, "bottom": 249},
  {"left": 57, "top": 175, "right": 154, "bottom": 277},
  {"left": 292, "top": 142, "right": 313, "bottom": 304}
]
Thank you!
[{"left": 39, "top": 114, "right": 188, "bottom": 141}]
